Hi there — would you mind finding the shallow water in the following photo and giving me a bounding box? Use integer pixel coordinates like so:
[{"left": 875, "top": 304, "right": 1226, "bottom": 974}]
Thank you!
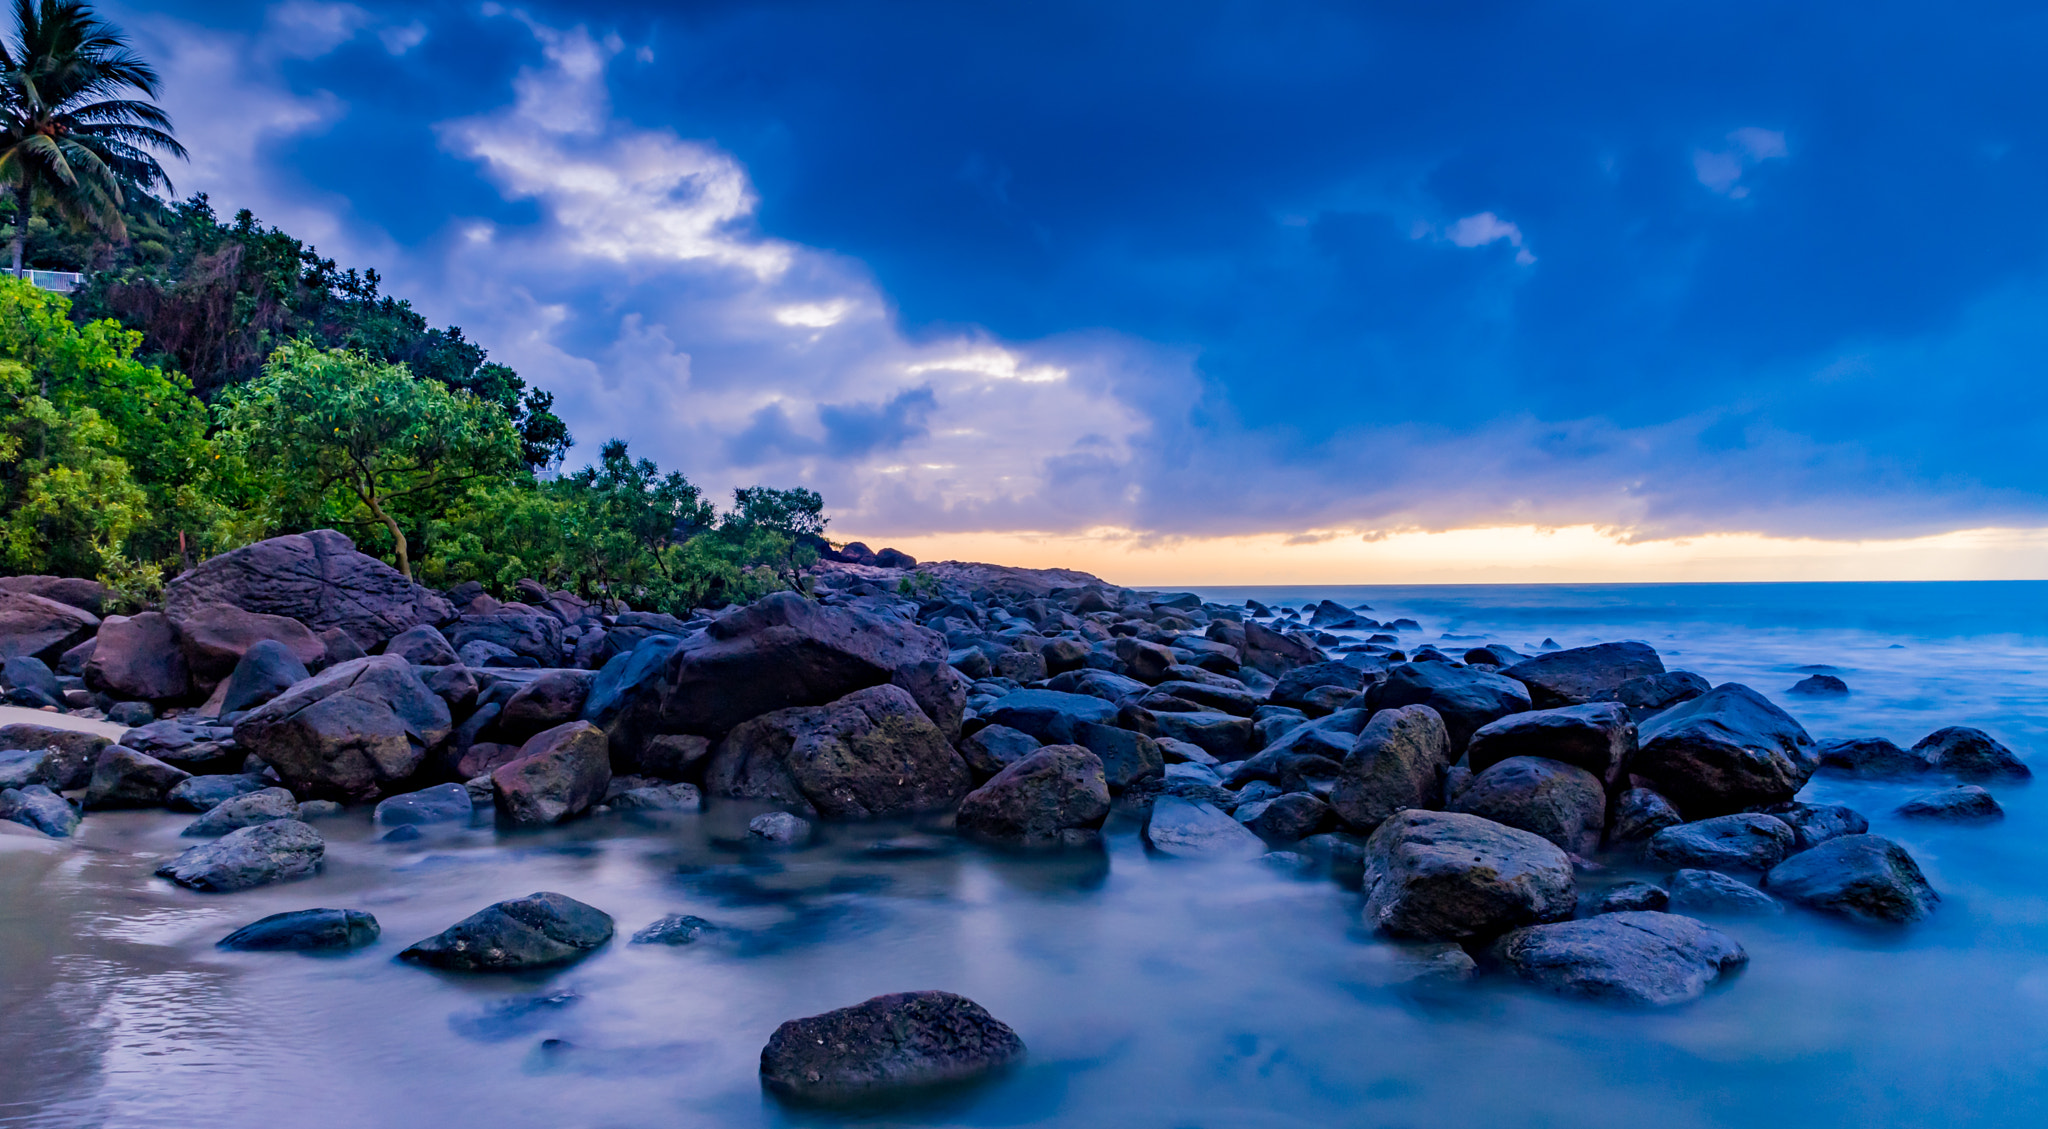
[{"left": 6, "top": 581, "right": 2048, "bottom": 1129}]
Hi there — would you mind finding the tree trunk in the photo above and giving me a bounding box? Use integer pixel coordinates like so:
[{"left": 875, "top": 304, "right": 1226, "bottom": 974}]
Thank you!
[
  {"left": 11, "top": 181, "right": 27, "bottom": 278},
  {"left": 362, "top": 492, "right": 411, "bottom": 581}
]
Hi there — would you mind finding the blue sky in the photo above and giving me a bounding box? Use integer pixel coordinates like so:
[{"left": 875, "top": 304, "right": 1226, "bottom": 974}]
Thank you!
[{"left": 107, "top": 1, "right": 2048, "bottom": 577}]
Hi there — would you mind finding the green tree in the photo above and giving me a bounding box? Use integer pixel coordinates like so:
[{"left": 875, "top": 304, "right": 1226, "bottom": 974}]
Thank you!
[
  {"left": 0, "top": 0, "right": 184, "bottom": 275},
  {"left": 215, "top": 342, "right": 522, "bottom": 581},
  {"left": 0, "top": 354, "right": 145, "bottom": 581}
]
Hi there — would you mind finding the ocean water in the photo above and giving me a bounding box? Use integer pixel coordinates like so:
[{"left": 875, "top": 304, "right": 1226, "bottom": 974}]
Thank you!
[{"left": 4, "top": 581, "right": 2047, "bottom": 1129}]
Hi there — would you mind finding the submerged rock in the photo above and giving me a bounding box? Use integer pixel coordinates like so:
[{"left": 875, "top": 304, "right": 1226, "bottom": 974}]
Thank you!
[
  {"left": 1595, "top": 881, "right": 1669, "bottom": 914},
  {"left": 632, "top": 913, "right": 721, "bottom": 945},
  {"left": 1894, "top": 785, "right": 2004, "bottom": 823},
  {"left": 1632, "top": 684, "right": 1817, "bottom": 816},
  {"left": 181, "top": 787, "right": 300, "bottom": 837},
  {"left": 1815, "top": 736, "right": 1934, "bottom": 779},
  {"left": 1667, "top": 869, "right": 1783, "bottom": 916},
  {"left": 1911, "top": 727, "right": 2031, "bottom": 781},
  {"left": 218, "top": 908, "right": 380, "bottom": 951},
  {"left": 1143, "top": 796, "right": 1266, "bottom": 859},
  {"left": 1490, "top": 911, "right": 1748, "bottom": 1007},
  {"left": 1645, "top": 814, "right": 1798, "bottom": 872},
  {"left": 0, "top": 784, "right": 79, "bottom": 837},
  {"left": 956, "top": 744, "right": 1110, "bottom": 847},
  {"left": 83, "top": 745, "right": 191, "bottom": 810},
  {"left": 749, "top": 811, "right": 813, "bottom": 845},
  {"left": 759, "top": 991, "right": 1025, "bottom": 1102},
  {"left": 1764, "top": 834, "right": 1939, "bottom": 924},
  {"left": 1360, "top": 810, "right": 1575, "bottom": 943},
  {"left": 156, "top": 820, "right": 324, "bottom": 892},
  {"left": 399, "top": 891, "right": 614, "bottom": 971}
]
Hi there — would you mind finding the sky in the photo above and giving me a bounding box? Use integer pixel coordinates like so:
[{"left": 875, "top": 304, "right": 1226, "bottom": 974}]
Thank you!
[{"left": 104, "top": 0, "right": 2048, "bottom": 583}]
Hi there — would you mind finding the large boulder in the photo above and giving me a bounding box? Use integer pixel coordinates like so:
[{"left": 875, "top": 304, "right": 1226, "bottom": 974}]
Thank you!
[
  {"left": 0, "top": 724, "right": 109, "bottom": 790},
  {"left": 1645, "top": 814, "right": 1797, "bottom": 872},
  {"left": 1142, "top": 796, "right": 1267, "bottom": 859},
  {"left": 1, "top": 655, "right": 62, "bottom": 708},
  {"left": 155, "top": 820, "right": 324, "bottom": 892},
  {"left": 580, "top": 633, "right": 687, "bottom": 766},
  {"left": 83, "top": 745, "right": 191, "bottom": 809},
  {"left": 492, "top": 721, "right": 611, "bottom": 827},
  {"left": 497, "top": 669, "right": 597, "bottom": 743},
  {"left": 1327, "top": 705, "right": 1452, "bottom": 833},
  {"left": 1365, "top": 662, "right": 1532, "bottom": 753},
  {"left": 446, "top": 613, "right": 566, "bottom": 668},
  {"left": 1895, "top": 785, "right": 2004, "bottom": 822},
  {"left": 1489, "top": 911, "right": 1748, "bottom": 1007},
  {"left": 759, "top": 991, "right": 1025, "bottom": 1102},
  {"left": 1911, "top": 727, "right": 2031, "bottom": 781},
  {"left": 1763, "top": 834, "right": 1939, "bottom": 924},
  {"left": 1816, "top": 736, "right": 1935, "bottom": 779},
  {"left": 172, "top": 603, "right": 324, "bottom": 691},
  {"left": 218, "top": 909, "right": 380, "bottom": 952},
  {"left": 1070, "top": 722, "right": 1164, "bottom": 790},
  {"left": 181, "top": 788, "right": 300, "bottom": 837},
  {"left": 1148, "top": 710, "right": 1254, "bottom": 762},
  {"left": 1503, "top": 642, "right": 1665, "bottom": 709},
  {"left": 218, "top": 639, "right": 312, "bottom": 716},
  {"left": 0, "top": 588, "right": 100, "bottom": 665},
  {"left": 1359, "top": 810, "right": 1575, "bottom": 942},
  {"left": 233, "top": 654, "right": 453, "bottom": 802},
  {"left": 0, "top": 784, "right": 79, "bottom": 837},
  {"left": 891, "top": 659, "right": 971, "bottom": 742},
  {"left": 1239, "top": 620, "right": 1322, "bottom": 676},
  {"left": 982, "top": 690, "right": 1119, "bottom": 745},
  {"left": 1465, "top": 702, "right": 1636, "bottom": 786},
  {"left": 384, "top": 624, "right": 459, "bottom": 666},
  {"left": 0, "top": 575, "right": 108, "bottom": 614},
  {"left": 163, "top": 530, "right": 453, "bottom": 651},
  {"left": 706, "top": 685, "right": 971, "bottom": 819},
  {"left": 1631, "top": 684, "right": 1817, "bottom": 817},
  {"left": 84, "top": 612, "right": 189, "bottom": 701},
  {"left": 1447, "top": 756, "right": 1607, "bottom": 856},
  {"left": 1609, "top": 671, "right": 1711, "bottom": 721},
  {"left": 399, "top": 891, "right": 614, "bottom": 971},
  {"left": 956, "top": 744, "right": 1111, "bottom": 846}
]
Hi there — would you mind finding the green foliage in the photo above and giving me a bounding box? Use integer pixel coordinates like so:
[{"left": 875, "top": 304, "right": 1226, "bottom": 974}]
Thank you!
[{"left": 897, "top": 571, "right": 941, "bottom": 599}]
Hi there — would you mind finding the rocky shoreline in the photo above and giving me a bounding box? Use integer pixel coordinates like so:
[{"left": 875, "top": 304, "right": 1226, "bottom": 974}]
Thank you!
[{"left": 0, "top": 531, "right": 2033, "bottom": 1101}]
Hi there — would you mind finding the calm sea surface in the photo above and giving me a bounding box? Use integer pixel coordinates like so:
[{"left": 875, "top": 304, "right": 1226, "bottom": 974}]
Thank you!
[{"left": 5, "top": 581, "right": 2048, "bottom": 1128}]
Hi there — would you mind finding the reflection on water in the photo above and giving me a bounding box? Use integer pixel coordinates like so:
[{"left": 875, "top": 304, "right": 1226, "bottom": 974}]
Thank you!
[{"left": 6, "top": 581, "right": 2048, "bottom": 1128}]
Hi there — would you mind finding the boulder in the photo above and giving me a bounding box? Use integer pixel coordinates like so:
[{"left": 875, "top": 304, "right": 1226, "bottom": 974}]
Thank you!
[
  {"left": 162, "top": 530, "right": 453, "bottom": 651},
  {"left": 83, "top": 745, "right": 191, "bottom": 809},
  {"left": 1226, "top": 709, "right": 1371, "bottom": 787},
  {"left": 706, "top": 685, "right": 971, "bottom": 819},
  {"left": 492, "top": 721, "right": 611, "bottom": 827},
  {"left": 0, "top": 724, "right": 108, "bottom": 790},
  {"left": 1046, "top": 669, "right": 1148, "bottom": 702},
  {"left": 609, "top": 781, "right": 702, "bottom": 812},
  {"left": 759, "top": 990, "right": 1025, "bottom": 1102},
  {"left": 636, "top": 733, "right": 711, "bottom": 780},
  {"left": 318, "top": 628, "right": 368, "bottom": 666},
  {"left": 1631, "top": 684, "right": 1817, "bottom": 816},
  {"left": 1327, "top": 705, "right": 1452, "bottom": 833},
  {"left": 84, "top": 612, "right": 189, "bottom": 701},
  {"left": 218, "top": 909, "right": 380, "bottom": 952},
  {"left": 398, "top": 891, "right": 614, "bottom": 971},
  {"left": 218, "top": 639, "right": 312, "bottom": 716},
  {"left": 446, "top": 613, "right": 565, "bottom": 668},
  {"left": 1911, "top": 727, "right": 2031, "bottom": 781},
  {"left": 1237, "top": 791, "right": 1331, "bottom": 841},
  {"left": 1895, "top": 785, "right": 2003, "bottom": 822},
  {"left": 1239, "top": 619, "right": 1322, "bottom": 676},
  {"left": 1503, "top": 642, "right": 1665, "bottom": 709},
  {"left": 234, "top": 655, "right": 453, "bottom": 802},
  {"left": 1489, "top": 911, "right": 1748, "bottom": 1007},
  {"left": 0, "top": 574, "right": 108, "bottom": 614},
  {"left": 1, "top": 655, "right": 62, "bottom": 708},
  {"left": 1447, "top": 756, "right": 1607, "bottom": 856},
  {"left": 1788, "top": 674, "right": 1849, "bottom": 697},
  {"left": 1040, "top": 637, "right": 1089, "bottom": 676},
  {"left": 1749, "top": 801, "right": 1869, "bottom": 849},
  {"left": 1645, "top": 814, "right": 1798, "bottom": 872},
  {"left": 1595, "top": 881, "right": 1668, "bottom": 913},
  {"left": 1151, "top": 679, "right": 1260, "bottom": 717},
  {"left": 1270, "top": 661, "right": 1368, "bottom": 712},
  {"left": 1465, "top": 702, "right": 1636, "bottom": 786},
  {"left": 1114, "top": 637, "right": 1177, "bottom": 683},
  {"left": 374, "top": 782, "right": 475, "bottom": 826},
  {"left": 384, "top": 624, "right": 459, "bottom": 666},
  {"left": 172, "top": 603, "right": 325, "bottom": 690},
  {"left": 659, "top": 593, "right": 945, "bottom": 738},
  {"left": 166, "top": 773, "right": 272, "bottom": 812},
  {"left": 982, "top": 690, "right": 1119, "bottom": 744},
  {"left": 890, "top": 659, "right": 971, "bottom": 742},
  {"left": 1667, "top": 869, "right": 1783, "bottom": 916},
  {"left": 958, "top": 724, "right": 1041, "bottom": 779},
  {"left": 1071, "top": 722, "right": 1164, "bottom": 790},
  {"left": 632, "top": 913, "right": 720, "bottom": 945},
  {"left": 155, "top": 820, "right": 325, "bottom": 892},
  {"left": 181, "top": 788, "right": 300, "bottom": 837},
  {"left": 956, "top": 744, "right": 1111, "bottom": 846},
  {"left": 1815, "top": 736, "right": 1934, "bottom": 778},
  {"left": 749, "top": 811, "right": 812, "bottom": 845},
  {"left": 580, "top": 633, "right": 687, "bottom": 764},
  {"left": 0, "top": 588, "right": 100, "bottom": 665},
  {"left": 1764, "top": 834, "right": 1939, "bottom": 924},
  {"left": 498, "top": 669, "right": 597, "bottom": 742},
  {"left": 1360, "top": 809, "right": 1575, "bottom": 942},
  {"left": 1143, "top": 796, "right": 1267, "bottom": 858},
  {"left": 1608, "top": 671, "right": 1711, "bottom": 721},
  {"left": 0, "top": 784, "right": 79, "bottom": 837},
  {"left": 1366, "top": 662, "right": 1532, "bottom": 753},
  {"left": 1147, "top": 710, "right": 1254, "bottom": 762}
]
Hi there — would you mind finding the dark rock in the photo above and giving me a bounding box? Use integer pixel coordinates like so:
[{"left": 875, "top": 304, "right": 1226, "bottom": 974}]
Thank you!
[
  {"left": 155, "top": 820, "right": 325, "bottom": 892},
  {"left": 218, "top": 908, "right": 379, "bottom": 951},
  {"left": 498, "top": 669, "right": 596, "bottom": 742},
  {"left": 1632, "top": 684, "right": 1818, "bottom": 816},
  {"left": 1270, "top": 661, "right": 1368, "bottom": 712},
  {"left": 0, "top": 588, "right": 101, "bottom": 665},
  {"left": 1646, "top": 814, "right": 1798, "bottom": 871},
  {"left": 1489, "top": 911, "right": 1747, "bottom": 1007},
  {"left": 218, "top": 639, "right": 312, "bottom": 716},
  {"left": 384, "top": 624, "right": 459, "bottom": 666},
  {"left": 1070, "top": 722, "right": 1163, "bottom": 790},
  {"left": 1816, "top": 737, "right": 1934, "bottom": 778},
  {"left": 1227, "top": 709, "right": 1372, "bottom": 786},
  {"left": 447, "top": 613, "right": 565, "bottom": 668},
  {"left": 1040, "top": 638, "right": 1088, "bottom": 676},
  {"left": 1911, "top": 727, "right": 2031, "bottom": 781},
  {"left": 0, "top": 575, "right": 108, "bottom": 614},
  {"left": 399, "top": 891, "right": 614, "bottom": 971},
  {"left": 422, "top": 663, "right": 479, "bottom": 714},
  {"left": 1465, "top": 701, "right": 1636, "bottom": 786},
  {"left": 891, "top": 659, "right": 971, "bottom": 743},
  {"left": 234, "top": 655, "right": 453, "bottom": 802},
  {"left": 83, "top": 745, "right": 191, "bottom": 809},
  {"left": 874, "top": 548, "right": 917, "bottom": 569},
  {"left": 1894, "top": 785, "right": 2004, "bottom": 822},
  {"left": 1239, "top": 619, "right": 1322, "bottom": 677},
  {"left": 957, "top": 744, "right": 1111, "bottom": 846},
  {"left": 636, "top": 733, "right": 712, "bottom": 780},
  {"left": 166, "top": 773, "right": 271, "bottom": 812},
  {"left": 0, "top": 725, "right": 107, "bottom": 790},
  {"left": 1361, "top": 810, "right": 1575, "bottom": 942},
  {"left": 374, "top": 782, "right": 474, "bottom": 826},
  {"left": 1113, "top": 637, "right": 1177, "bottom": 683},
  {"left": 492, "top": 721, "right": 611, "bottom": 827},
  {"left": 1, "top": 655, "right": 62, "bottom": 706},
  {"left": 1328, "top": 705, "right": 1452, "bottom": 832},
  {"left": 1366, "top": 662, "right": 1532, "bottom": 753},
  {"left": 1595, "top": 881, "right": 1668, "bottom": 913},
  {"left": 580, "top": 634, "right": 687, "bottom": 764},
  {"left": 0, "top": 784, "right": 78, "bottom": 837},
  {"left": 749, "top": 811, "right": 812, "bottom": 845},
  {"left": 632, "top": 913, "right": 719, "bottom": 945},
  {"left": 1448, "top": 756, "right": 1607, "bottom": 856},
  {"left": 1608, "top": 671, "right": 1711, "bottom": 721},
  {"left": 958, "top": 724, "right": 1040, "bottom": 779},
  {"left": 610, "top": 782, "right": 702, "bottom": 811},
  {"left": 1764, "top": 834, "right": 1939, "bottom": 924},
  {"left": 1237, "top": 791, "right": 1330, "bottom": 841},
  {"left": 104, "top": 700, "right": 154, "bottom": 727},
  {"left": 85, "top": 611, "right": 189, "bottom": 701},
  {"left": 1503, "top": 642, "right": 1665, "bottom": 709},
  {"left": 709, "top": 685, "right": 971, "bottom": 819},
  {"left": 1464, "top": 644, "right": 1524, "bottom": 667},
  {"left": 181, "top": 787, "right": 299, "bottom": 836},
  {"left": 1143, "top": 796, "right": 1267, "bottom": 858},
  {"left": 164, "top": 530, "right": 452, "bottom": 652},
  {"left": 1045, "top": 668, "right": 1149, "bottom": 703},
  {"left": 993, "top": 651, "right": 1048, "bottom": 683},
  {"left": 1749, "top": 801, "right": 1869, "bottom": 849},
  {"left": 120, "top": 718, "right": 238, "bottom": 771},
  {"left": 1788, "top": 674, "right": 1849, "bottom": 697},
  {"left": 318, "top": 627, "right": 369, "bottom": 666},
  {"left": 1667, "top": 869, "right": 1783, "bottom": 916},
  {"left": 759, "top": 990, "right": 1024, "bottom": 1102},
  {"left": 1151, "top": 679, "right": 1260, "bottom": 717},
  {"left": 172, "top": 603, "right": 325, "bottom": 692},
  {"left": 1148, "top": 710, "right": 1254, "bottom": 762}
]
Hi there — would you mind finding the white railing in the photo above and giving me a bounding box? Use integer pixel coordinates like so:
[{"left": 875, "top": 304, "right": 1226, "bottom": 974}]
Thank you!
[{"left": 18, "top": 270, "right": 84, "bottom": 292}]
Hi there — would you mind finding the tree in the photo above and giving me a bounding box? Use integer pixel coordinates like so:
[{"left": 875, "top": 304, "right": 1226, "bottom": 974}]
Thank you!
[
  {"left": 215, "top": 342, "right": 522, "bottom": 580},
  {"left": 0, "top": 0, "right": 185, "bottom": 276},
  {"left": 0, "top": 354, "right": 145, "bottom": 581}
]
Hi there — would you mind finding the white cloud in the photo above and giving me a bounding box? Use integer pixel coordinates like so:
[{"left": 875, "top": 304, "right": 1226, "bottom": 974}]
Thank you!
[
  {"left": 378, "top": 21, "right": 427, "bottom": 55},
  {"left": 1696, "top": 127, "right": 1788, "bottom": 198},
  {"left": 1444, "top": 211, "right": 1536, "bottom": 265},
  {"left": 773, "top": 299, "right": 858, "bottom": 328},
  {"left": 262, "top": 1, "right": 369, "bottom": 59}
]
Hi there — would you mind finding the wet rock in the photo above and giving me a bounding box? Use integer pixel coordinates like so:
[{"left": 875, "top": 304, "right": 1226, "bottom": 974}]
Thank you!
[
  {"left": 162, "top": 529, "right": 453, "bottom": 651},
  {"left": 121, "top": 719, "right": 238, "bottom": 772},
  {"left": 891, "top": 659, "right": 971, "bottom": 743},
  {"left": 982, "top": 689, "right": 1119, "bottom": 745},
  {"left": 1327, "top": 705, "right": 1452, "bottom": 832},
  {"left": 1764, "top": 835, "right": 1939, "bottom": 924},
  {"left": 1237, "top": 791, "right": 1331, "bottom": 841},
  {"left": 83, "top": 745, "right": 191, "bottom": 809},
  {"left": 498, "top": 669, "right": 597, "bottom": 743},
  {"left": 1632, "top": 684, "right": 1818, "bottom": 816},
  {"left": 958, "top": 724, "right": 1040, "bottom": 780},
  {"left": 493, "top": 721, "right": 611, "bottom": 827},
  {"left": 1608, "top": 671, "right": 1711, "bottom": 721},
  {"left": 1465, "top": 702, "right": 1636, "bottom": 786},
  {"left": 1788, "top": 674, "right": 1848, "bottom": 697},
  {"left": 957, "top": 744, "right": 1111, "bottom": 846},
  {"left": 1503, "top": 642, "right": 1665, "bottom": 709},
  {"left": 1346, "top": 941, "right": 1479, "bottom": 987},
  {"left": 708, "top": 685, "right": 971, "bottom": 819},
  {"left": 181, "top": 787, "right": 300, "bottom": 837},
  {"left": 0, "top": 784, "right": 79, "bottom": 837},
  {"left": 1046, "top": 669, "right": 1149, "bottom": 702},
  {"left": 611, "top": 781, "right": 703, "bottom": 812},
  {"left": 1071, "top": 721, "right": 1164, "bottom": 790},
  {"left": 1270, "top": 661, "right": 1368, "bottom": 712},
  {"left": 374, "top": 782, "right": 474, "bottom": 826},
  {"left": 1, "top": 655, "right": 62, "bottom": 708},
  {"left": 399, "top": 891, "right": 614, "bottom": 971},
  {"left": 218, "top": 908, "right": 380, "bottom": 952},
  {"left": 384, "top": 624, "right": 459, "bottom": 666},
  {"left": 1895, "top": 785, "right": 2004, "bottom": 822},
  {"left": 1151, "top": 679, "right": 1260, "bottom": 717},
  {"left": 1667, "top": 869, "right": 1783, "bottom": 915},
  {"left": 0, "top": 587, "right": 100, "bottom": 666},
  {"left": 172, "top": 603, "right": 325, "bottom": 692},
  {"left": 156, "top": 820, "right": 325, "bottom": 892},
  {"left": 1749, "top": 801, "right": 1869, "bottom": 849},
  {"left": 0, "top": 728, "right": 106, "bottom": 790},
  {"left": 1815, "top": 736, "right": 1934, "bottom": 778},
  {"left": 1448, "top": 755, "right": 1607, "bottom": 856},
  {"left": 1645, "top": 814, "right": 1797, "bottom": 872},
  {"left": 218, "top": 639, "right": 312, "bottom": 716},
  {"left": 632, "top": 913, "right": 720, "bottom": 945},
  {"left": 85, "top": 611, "right": 189, "bottom": 701},
  {"left": 0, "top": 575, "right": 107, "bottom": 615},
  {"left": 1360, "top": 810, "right": 1575, "bottom": 942},
  {"left": 1239, "top": 619, "right": 1323, "bottom": 677},
  {"left": 105, "top": 701, "right": 155, "bottom": 727},
  {"left": 1595, "top": 881, "right": 1669, "bottom": 913},
  {"left": 759, "top": 990, "right": 1025, "bottom": 1102},
  {"left": 234, "top": 655, "right": 452, "bottom": 802},
  {"left": 1490, "top": 911, "right": 1748, "bottom": 1007},
  {"left": 1912, "top": 727, "right": 2031, "bottom": 781},
  {"left": 1145, "top": 710, "right": 1253, "bottom": 762},
  {"left": 749, "top": 811, "right": 812, "bottom": 845},
  {"left": 636, "top": 733, "right": 712, "bottom": 781},
  {"left": 1144, "top": 795, "right": 1267, "bottom": 858},
  {"left": 1365, "top": 662, "right": 1532, "bottom": 753},
  {"left": 298, "top": 799, "right": 345, "bottom": 819}
]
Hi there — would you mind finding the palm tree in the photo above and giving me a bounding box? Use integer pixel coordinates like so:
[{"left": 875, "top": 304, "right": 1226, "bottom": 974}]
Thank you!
[{"left": 0, "top": 0, "right": 183, "bottom": 277}]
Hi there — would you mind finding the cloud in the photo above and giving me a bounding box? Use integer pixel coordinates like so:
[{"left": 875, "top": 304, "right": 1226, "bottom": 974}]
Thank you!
[
  {"left": 1695, "top": 126, "right": 1788, "bottom": 198},
  {"left": 1443, "top": 211, "right": 1536, "bottom": 265}
]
